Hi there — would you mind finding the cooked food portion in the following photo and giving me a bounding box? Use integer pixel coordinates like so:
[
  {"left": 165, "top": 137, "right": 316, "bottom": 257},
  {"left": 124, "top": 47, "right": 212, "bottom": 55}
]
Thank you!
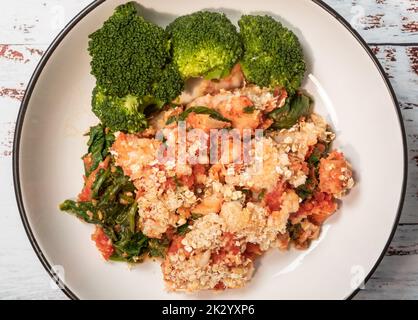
[
  {"left": 88, "top": 2, "right": 184, "bottom": 132},
  {"left": 239, "top": 15, "right": 306, "bottom": 95},
  {"left": 61, "top": 2, "right": 355, "bottom": 293},
  {"left": 167, "top": 11, "right": 243, "bottom": 80},
  {"left": 176, "top": 64, "right": 246, "bottom": 105}
]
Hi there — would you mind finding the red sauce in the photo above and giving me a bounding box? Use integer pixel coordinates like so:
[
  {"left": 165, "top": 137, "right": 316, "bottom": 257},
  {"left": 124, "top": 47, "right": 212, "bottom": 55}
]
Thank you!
[{"left": 91, "top": 227, "right": 114, "bottom": 260}]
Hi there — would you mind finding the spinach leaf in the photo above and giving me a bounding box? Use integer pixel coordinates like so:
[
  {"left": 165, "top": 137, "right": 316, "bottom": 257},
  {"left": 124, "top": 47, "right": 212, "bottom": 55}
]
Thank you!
[
  {"left": 243, "top": 106, "right": 256, "bottom": 114},
  {"left": 177, "top": 223, "right": 191, "bottom": 235},
  {"left": 84, "top": 124, "right": 115, "bottom": 176},
  {"left": 269, "top": 93, "right": 312, "bottom": 129},
  {"left": 148, "top": 238, "right": 170, "bottom": 258},
  {"left": 288, "top": 223, "right": 303, "bottom": 241},
  {"left": 166, "top": 106, "right": 231, "bottom": 124}
]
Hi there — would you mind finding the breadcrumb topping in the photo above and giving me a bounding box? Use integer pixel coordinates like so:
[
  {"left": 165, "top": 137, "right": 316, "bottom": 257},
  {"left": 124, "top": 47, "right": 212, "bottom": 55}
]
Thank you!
[{"left": 109, "top": 85, "right": 354, "bottom": 292}]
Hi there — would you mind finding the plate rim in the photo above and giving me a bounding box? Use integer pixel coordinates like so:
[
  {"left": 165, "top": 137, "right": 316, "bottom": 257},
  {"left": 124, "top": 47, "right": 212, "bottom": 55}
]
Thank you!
[{"left": 12, "top": 0, "right": 408, "bottom": 300}]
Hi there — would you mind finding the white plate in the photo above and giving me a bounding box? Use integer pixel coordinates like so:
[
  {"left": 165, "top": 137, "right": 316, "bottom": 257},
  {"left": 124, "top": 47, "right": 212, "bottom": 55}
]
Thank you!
[{"left": 14, "top": 0, "right": 407, "bottom": 300}]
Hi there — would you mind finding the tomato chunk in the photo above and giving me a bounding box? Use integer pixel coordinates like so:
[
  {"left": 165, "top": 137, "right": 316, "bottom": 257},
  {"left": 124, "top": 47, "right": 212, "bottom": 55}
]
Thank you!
[
  {"left": 91, "top": 226, "right": 114, "bottom": 260},
  {"left": 78, "top": 156, "right": 110, "bottom": 202},
  {"left": 244, "top": 243, "right": 262, "bottom": 261},
  {"left": 265, "top": 181, "right": 286, "bottom": 211}
]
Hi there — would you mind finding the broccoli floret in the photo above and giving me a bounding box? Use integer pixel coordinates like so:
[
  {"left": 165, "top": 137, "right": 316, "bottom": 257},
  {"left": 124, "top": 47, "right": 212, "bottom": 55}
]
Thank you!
[
  {"left": 238, "top": 15, "right": 306, "bottom": 94},
  {"left": 88, "top": 2, "right": 183, "bottom": 100},
  {"left": 153, "top": 63, "right": 184, "bottom": 103},
  {"left": 166, "top": 11, "right": 243, "bottom": 79},
  {"left": 92, "top": 86, "right": 153, "bottom": 133}
]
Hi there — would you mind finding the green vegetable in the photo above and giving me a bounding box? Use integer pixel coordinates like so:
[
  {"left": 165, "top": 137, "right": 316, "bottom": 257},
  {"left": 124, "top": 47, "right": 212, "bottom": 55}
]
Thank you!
[
  {"left": 165, "top": 116, "right": 177, "bottom": 125},
  {"left": 59, "top": 200, "right": 101, "bottom": 224},
  {"left": 288, "top": 223, "right": 303, "bottom": 241},
  {"left": 258, "top": 189, "right": 267, "bottom": 201},
  {"left": 238, "top": 15, "right": 306, "bottom": 94},
  {"left": 148, "top": 238, "right": 170, "bottom": 258},
  {"left": 91, "top": 168, "right": 111, "bottom": 199},
  {"left": 112, "top": 229, "right": 148, "bottom": 259},
  {"left": 91, "top": 86, "right": 151, "bottom": 133},
  {"left": 88, "top": 2, "right": 183, "bottom": 100},
  {"left": 166, "top": 11, "right": 243, "bottom": 79},
  {"left": 296, "top": 179, "right": 316, "bottom": 200},
  {"left": 191, "top": 213, "right": 203, "bottom": 220},
  {"left": 308, "top": 142, "right": 330, "bottom": 166},
  {"left": 60, "top": 131, "right": 155, "bottom": 262},
  {"left": 243, "top": 106, "right": 256, "bottom": 114},
  {"left": 177, "top": 223, "right": 191, "bottom": 235},
  {"left": 88, "top": 2, "right": 184, "bottom": 133},
  {"left": 166, "top": 106, "right": 231, "bottom": 124},
  {"left": 173, "top": 175, "right": 183, "bottom": 187},
  {"left": 269, "top": 93, "right": 312, "bottom": 129},
  {"left": 84, "top": 124, "right": 114, "bottom": 176},
  {"left": 127, "top": 202, "right": 138, "bottom": 233}
]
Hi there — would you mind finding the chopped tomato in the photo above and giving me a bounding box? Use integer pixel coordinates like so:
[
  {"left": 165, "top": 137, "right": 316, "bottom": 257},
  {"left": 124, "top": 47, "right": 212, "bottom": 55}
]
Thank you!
[
  {"left": 83, "top": 153, "right": 93, "bottom": 174},
  {"left": 163, "top": 177, "right": 177, "bottom": 191},
  {"left": 78, "top": 156, "right": 110, "bottom": 202},
  {"left": 265, "top": 181, "right": 286, "bottom": 211},
  {"left": 306, "top": 142, "right": 327, "bottom": 161},
  {"left": 211, "top": 251, "right": 224, "bottom": 264},
  {"left": 192, "top": 164, "right": 207, "bottom": 184},
  {"left": 165, "top": 226, "right": 177, "bottom": 241},
  {"left": 168, "top": 235, "right": 185, "bottom": 255},
  {"left": 214, "top": 281, "right": 226, "bottom": 290},
  {"left": 223, "top": 232, "right": 240, "bottom": 255},
  {"left": 297, "top": 192, "right": 338, "bottom": 225},
  {"left": 212, "top": 232, "right": 240, "bottom": 264},
  {"left": 180, "top": 174, "right": 194, "bottom": 189},
  {"left": 193, "top": 164, "right": 206, "bottom": 176},
  {"left": 244, "top": 243, "right": 262, "bottom": 261},
  {"left": 91, "top": 226, "right": 114, "bottom": 260}
]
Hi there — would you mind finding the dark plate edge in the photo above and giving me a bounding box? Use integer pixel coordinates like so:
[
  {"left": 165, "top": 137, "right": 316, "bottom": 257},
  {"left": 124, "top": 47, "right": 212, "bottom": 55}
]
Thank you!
[
  {"left": 12, "top": 0, "right": 106, "bottom": 300},
  {"left": 12, "top": 0, "right": 408, "bottom": 300},
  {"left": 311, "top": 0, "right": 408, "bottom": 300}
]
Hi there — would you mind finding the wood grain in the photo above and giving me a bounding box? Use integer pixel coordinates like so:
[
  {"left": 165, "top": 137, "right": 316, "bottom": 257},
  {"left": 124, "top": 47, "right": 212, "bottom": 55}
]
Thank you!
[
  {"left": 0, "top": 0, "right": 417, "bottom": 300},
  {"left": 323, "top": 0, "right": 418, "bottom": 43}
]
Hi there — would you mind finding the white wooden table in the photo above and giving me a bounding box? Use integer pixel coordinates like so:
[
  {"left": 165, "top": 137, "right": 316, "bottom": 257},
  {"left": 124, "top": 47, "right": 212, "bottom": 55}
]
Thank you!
[{"left": 0, "top": 0, "right": 417, "bottom": 300}]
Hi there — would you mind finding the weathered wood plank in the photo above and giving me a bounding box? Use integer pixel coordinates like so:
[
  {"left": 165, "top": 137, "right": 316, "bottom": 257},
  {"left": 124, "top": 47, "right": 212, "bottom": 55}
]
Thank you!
[
  {"left": 370, "top": 45, "right": 418, "bottom": 224},
  {"left": 0, "top": 0, "right": 417, "bottom": 300},
  {"left": 355, "top": 254, "right": 418, "bottom": 299},
  {"left": 388, "top": 224, "right": 418, "bottom": 256},
  {"left": 0, "top": 0, "right": 417, "bottom": 45},
  {"left": 324, "top": 0, "right": 418, "bottom": 43},
  {"left": 0, "top": 0, "right": 91, "bottom": 45}
]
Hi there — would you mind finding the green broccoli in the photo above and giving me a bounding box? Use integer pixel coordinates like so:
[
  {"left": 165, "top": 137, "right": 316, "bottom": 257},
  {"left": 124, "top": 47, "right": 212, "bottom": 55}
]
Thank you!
[
  {"left": 166, "top": 11, "right": 243, "bottom": 79},
  {"left": 152, "top": 63, "right": 185, "bottom": 103},
  {"left": 92, "top": 86, "right": 150, "bottom": 133},
  {"left": 88, "top": 2, "right": 184, "bottom": 133},
  {"left": 238, "top": 15, "right": 306, "bottom": 94},
  {"left": 88, "top": 2, "right": 183, "bottom": 100}
]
